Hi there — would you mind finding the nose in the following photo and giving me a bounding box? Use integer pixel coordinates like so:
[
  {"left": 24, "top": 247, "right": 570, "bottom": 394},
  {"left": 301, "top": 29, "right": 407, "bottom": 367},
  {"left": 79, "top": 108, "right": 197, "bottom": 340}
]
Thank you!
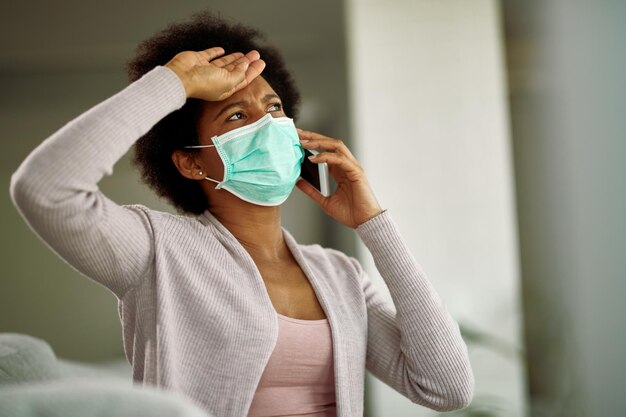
[{"left": 246, "top": 107, "right": 273, "bottom": 124}]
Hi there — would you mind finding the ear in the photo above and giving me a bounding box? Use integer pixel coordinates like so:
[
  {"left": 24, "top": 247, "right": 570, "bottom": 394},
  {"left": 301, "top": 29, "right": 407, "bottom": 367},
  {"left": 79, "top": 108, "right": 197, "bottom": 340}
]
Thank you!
[{"left": 171, "top": 150, "right": 204, "bottom": 180}]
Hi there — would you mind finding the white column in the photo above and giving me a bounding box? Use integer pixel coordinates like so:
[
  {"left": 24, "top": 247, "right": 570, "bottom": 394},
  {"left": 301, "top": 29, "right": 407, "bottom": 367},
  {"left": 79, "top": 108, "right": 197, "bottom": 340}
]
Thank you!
[{"left": 345, "top": 1, "right": 526, "bottom": 415}]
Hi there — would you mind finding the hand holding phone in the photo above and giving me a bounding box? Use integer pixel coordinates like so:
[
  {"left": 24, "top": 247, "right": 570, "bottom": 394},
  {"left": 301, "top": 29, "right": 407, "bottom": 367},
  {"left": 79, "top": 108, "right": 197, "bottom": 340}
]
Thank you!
[{"left": 297, "top": 129, "right": 383, "bottom": 228}]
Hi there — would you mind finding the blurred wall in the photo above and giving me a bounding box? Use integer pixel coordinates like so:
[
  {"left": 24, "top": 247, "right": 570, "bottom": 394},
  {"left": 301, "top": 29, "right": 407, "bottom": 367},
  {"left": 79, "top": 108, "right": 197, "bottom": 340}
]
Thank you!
[
  {"left": 0, "top": 0, "right": 350, "bottom": 361},
  {"left": 345, "top": 0, "right": 526, "bottom": 415},
  {"left": 503, "top": 1, "right": 626, "bottom": 416}
]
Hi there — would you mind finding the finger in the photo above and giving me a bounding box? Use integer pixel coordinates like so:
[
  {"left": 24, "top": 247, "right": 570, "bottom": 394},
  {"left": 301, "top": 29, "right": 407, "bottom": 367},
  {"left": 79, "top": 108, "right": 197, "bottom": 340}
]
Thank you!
[
  {"left": 296, "top": 179, "right": 328, "bottom": 206},
  {"left": 243, "top": 49, "right": 261, "bottom": 63},
  {"left": 299, "top": 131, "right": 357, "bottom": 162},
  {"left": 223, "top": 49, "right": 261, "bottom": 71},
  {"left": 230, "top": 59, "right": 266, "bottom": 93},
  {"left": 210, "top": 52, "right": 244, "bottom": 68},
  {"left": 197, "top": 47, "right": 226, "bottom": 62},
  {"left": 242, "top": 59, "right": 266, "bottom": 84},
  {"left": 308, "top": 151, "right": 363, "bottom": 182},
  {"left": 298, "top": 130, "right": 347, "bottom": 151},
  {"left": 223, "top": 54, "right": 251, "bottom": 72}
]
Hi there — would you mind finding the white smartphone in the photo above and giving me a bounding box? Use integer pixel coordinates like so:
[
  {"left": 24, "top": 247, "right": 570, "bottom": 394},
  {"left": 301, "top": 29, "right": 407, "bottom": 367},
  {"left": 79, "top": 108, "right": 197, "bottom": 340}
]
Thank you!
[{"left": 300, "top": 149, "right": 330, "bottom": 197}]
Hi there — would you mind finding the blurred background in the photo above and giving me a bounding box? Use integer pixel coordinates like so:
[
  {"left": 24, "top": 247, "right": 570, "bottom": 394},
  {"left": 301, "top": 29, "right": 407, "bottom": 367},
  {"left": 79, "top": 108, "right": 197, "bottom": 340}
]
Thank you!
[{"left": 1, "top": 1, "right": 625, "bottom": 416}]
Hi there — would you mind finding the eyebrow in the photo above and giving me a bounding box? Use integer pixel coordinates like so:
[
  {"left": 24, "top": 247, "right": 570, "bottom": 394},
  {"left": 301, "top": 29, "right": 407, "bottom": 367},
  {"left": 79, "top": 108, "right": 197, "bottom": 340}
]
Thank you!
[{"left": 213, "top": 94, "right": 282, "bottom": 121}]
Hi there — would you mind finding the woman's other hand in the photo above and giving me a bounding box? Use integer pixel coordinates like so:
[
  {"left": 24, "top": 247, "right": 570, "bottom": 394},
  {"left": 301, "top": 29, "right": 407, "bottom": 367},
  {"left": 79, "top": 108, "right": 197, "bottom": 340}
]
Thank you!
[
  {"left": 297, "top": 131, "right": 383, "bottom": 228},
  {"left": 165, "top": 47, "right": 266, "bottom": 101}
]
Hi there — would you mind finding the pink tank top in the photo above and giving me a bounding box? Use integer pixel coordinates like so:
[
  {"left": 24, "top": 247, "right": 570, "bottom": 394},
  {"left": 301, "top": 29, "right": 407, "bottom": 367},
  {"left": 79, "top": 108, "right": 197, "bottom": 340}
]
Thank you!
[{"left": 247, "top": 314, "right": 336, "bottom": 417}]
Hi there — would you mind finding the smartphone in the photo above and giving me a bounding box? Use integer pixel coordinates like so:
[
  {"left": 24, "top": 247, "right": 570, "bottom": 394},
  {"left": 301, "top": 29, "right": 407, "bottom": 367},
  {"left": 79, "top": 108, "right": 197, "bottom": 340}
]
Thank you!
[{"left": 300, "top": 149, "right": 330, "bottom": 197}]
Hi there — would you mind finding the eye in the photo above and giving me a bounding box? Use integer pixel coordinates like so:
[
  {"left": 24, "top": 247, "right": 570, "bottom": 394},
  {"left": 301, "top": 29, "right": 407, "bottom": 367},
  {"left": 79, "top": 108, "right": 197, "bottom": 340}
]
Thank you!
[
  {"left": 267, "top": 103, "right": 283, "bottom": 113},
  {"left": 227, "top": 111, "right": 246, "bottom": 121}
]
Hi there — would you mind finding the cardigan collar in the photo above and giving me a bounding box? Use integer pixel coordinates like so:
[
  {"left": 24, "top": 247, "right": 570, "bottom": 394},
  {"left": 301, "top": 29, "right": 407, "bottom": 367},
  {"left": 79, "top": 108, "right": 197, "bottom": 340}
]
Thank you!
[{"left": 198, "top": 209, "right": 350, "bottom": 415}]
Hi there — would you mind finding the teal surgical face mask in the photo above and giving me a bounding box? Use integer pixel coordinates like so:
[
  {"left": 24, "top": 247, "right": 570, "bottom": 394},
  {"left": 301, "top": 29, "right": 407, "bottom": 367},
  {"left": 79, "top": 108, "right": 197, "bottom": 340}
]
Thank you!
[{"left": 185, "top": 114, "right": 304, "bottom": 206}]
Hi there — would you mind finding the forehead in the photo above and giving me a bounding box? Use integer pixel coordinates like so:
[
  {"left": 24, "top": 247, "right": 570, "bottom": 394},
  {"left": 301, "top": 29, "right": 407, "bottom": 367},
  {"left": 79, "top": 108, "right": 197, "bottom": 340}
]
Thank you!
[
  {"left": 196, "top": 76, "right": 282, "bottom": 138},
  {"left": 202, "top": 76, "right": 278, "bottom": 111},
  {"left": 236, "top": 76, "right": 276, "bottom": 98}
]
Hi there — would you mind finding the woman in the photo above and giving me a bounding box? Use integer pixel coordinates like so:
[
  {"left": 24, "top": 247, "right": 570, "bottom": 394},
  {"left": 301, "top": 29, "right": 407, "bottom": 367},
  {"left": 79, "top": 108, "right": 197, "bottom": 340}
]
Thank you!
[{"left": 10, "top": 12, "right": 473, "bottom": 417}]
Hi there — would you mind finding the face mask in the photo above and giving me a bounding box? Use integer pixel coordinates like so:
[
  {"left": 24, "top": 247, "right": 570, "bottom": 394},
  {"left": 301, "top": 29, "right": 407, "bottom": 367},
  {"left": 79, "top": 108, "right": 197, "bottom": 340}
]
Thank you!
[{"left": 185, "top": 114, "right": 304, "bottom": 206}]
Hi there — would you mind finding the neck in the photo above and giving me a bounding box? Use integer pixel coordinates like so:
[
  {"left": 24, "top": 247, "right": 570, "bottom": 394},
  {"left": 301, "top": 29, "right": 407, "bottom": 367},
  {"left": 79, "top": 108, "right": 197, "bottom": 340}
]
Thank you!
[{"left": 209, "top": 201, "right": 289, "bottom": 263}]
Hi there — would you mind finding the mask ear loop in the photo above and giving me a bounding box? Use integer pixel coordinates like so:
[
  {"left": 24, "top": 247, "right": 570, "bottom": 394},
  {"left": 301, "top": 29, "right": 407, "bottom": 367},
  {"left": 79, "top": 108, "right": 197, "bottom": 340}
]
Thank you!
[
  {"left": 184, "top": 144, "right": 215, "bottom": 149},
  {"left": 183, "top": 144, "right": 221, "bottom": 185}
]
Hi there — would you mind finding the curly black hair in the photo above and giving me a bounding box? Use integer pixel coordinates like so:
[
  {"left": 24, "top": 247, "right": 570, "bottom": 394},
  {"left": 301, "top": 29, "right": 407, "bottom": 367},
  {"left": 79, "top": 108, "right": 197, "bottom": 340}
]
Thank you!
[{"left": 127, "top": 11, "right": 300, "bottom": 214}]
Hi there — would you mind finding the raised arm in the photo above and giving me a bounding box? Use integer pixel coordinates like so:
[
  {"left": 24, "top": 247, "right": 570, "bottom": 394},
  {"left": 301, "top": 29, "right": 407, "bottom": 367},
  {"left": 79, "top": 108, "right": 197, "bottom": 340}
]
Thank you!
[
  {"left": 296, "top": 131, "right": 473, "bottom": 410},
  {"left": 10, "top": 47, "right": 265, "bottom": 298}
]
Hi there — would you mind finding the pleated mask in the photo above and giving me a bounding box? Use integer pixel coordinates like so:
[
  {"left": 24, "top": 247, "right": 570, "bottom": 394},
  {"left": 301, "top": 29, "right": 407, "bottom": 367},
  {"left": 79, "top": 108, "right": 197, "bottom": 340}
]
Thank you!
[{"left": 185, "top": 114, "right": 304, "bottom": 206}]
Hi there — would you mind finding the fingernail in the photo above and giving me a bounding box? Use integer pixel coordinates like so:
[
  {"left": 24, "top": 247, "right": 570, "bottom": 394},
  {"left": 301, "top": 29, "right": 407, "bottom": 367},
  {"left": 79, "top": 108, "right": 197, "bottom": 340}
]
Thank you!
[
  {"left": 308, "top": 155, "right": 316, "bottom": 160},
  {"left": 296, "top": 128, "right": 303, "bottom": 132},
  {"left": 300, "top": 139, "right": 310, "bottom": 143}
]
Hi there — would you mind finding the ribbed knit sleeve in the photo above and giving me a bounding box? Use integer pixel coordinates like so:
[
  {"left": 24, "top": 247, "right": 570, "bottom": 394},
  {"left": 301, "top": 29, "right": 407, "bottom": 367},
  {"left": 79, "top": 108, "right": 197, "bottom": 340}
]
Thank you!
[
  {"left": 10, "top": 66, "right": 187, "bottom": 298},
  {"left": 355, "top": 211, "right": 474, "bottom": 411}
]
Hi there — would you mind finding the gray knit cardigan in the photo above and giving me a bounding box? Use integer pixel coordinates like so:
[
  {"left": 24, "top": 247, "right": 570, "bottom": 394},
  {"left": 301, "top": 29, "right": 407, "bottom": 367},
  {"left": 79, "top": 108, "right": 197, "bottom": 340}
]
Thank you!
[{"left": 10, "top": 66, "right": 474, "bottom": 417}]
